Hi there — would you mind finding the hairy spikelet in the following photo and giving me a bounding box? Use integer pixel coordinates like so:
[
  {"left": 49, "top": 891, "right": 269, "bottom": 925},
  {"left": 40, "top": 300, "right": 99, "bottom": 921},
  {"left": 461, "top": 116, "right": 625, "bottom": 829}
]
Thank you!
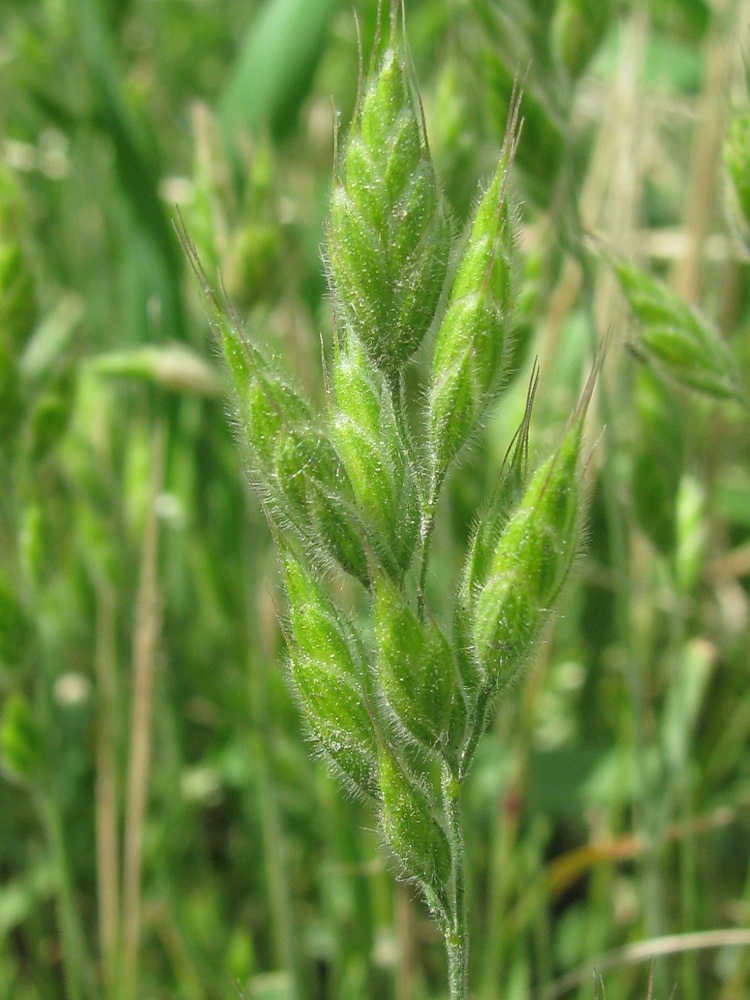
[
  {"left": 453, "top": 367, "right": 537, "bottom": 698},
  {"left": 283, "top": 553, "right": 378, "bottom": 797},
  {"left": 274, "top": 424, "right": 369, "bottom": 585},
  {"left": 470, "top": 373, "right": 593, "bottom": 694},
  {"left": 221, "top": 325, "right": 310, "bottom": 476},
  {"left": 331, "top": 328, "right": 419, "bottom": 577},
  {"left": 373, "top": 568, "right": 457, "bottom": 753},
  {"left": 428, "top": 106, "right": 520, "bottom": 495},
  {"left": 191, "top": 258, "right": 370, "bottom": 585},
  {"left": 326, "top": 26, "right": 450, "bottom": 378},
  {"left": 377, "top": 740, "right": 451, "bottom": 897}
]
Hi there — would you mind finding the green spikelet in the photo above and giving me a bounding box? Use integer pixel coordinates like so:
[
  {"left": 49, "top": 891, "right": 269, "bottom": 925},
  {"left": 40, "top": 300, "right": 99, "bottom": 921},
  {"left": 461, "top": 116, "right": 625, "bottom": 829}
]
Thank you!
[
  {"left": 461, "top": 366, "right": 537, "bottom": 604},
  {"left": 326, "top": 17, "right": 450, "bottom": 378},
  {"left": 274, "top": 425, "right": 369, "bottom": 585},
  {"left": 180, "top": 229, "right": 370, "bottom": 585},
  {"left": 453, "top": 367, "right": 537, "bottom": 696},
  {"left": 471, "top": 367, "right": 594, "bottom": 693},
  {"left": 283, "top": 553, "right": 378, "bottom": 797},
  {"left": 428, "top": 109, "right": 520, "bottom": 496},
  {"left": 227, "top": 327, "right": 368, "bottom": 584},
  {"left": 218, "top": 314, "right": 307, "bottom": 474},
  {"left": 331, "top": 328, "right": 419, "bottom": 577},
  {"left": 377, "top": 740, "right": 451, "bottom": 901},
  {"left": 614, "top": 260, "right": 745, "bottom": 404},
  {"left": 373, "top": 569, "right": 457, "bottom": 753},
  {"left": 483, "top": 55, "right": 563, "bottom": 208}
]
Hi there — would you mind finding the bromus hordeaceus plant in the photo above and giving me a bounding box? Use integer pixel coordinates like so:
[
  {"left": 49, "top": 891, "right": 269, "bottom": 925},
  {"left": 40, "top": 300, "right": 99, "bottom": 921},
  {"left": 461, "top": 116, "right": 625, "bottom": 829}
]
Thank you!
[{"left": 181, "top": 6, "right": 600, "bottom": 997}]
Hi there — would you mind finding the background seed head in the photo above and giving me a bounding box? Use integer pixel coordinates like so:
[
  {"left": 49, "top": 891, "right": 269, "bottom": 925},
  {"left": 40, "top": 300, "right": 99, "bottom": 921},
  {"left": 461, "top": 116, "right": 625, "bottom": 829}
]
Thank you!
[
  {"left": 0, "top": 692, "right": 45, "bottom": 786},
  {"left": 614, "top": 260, "right": 745, "bottom": 404},
  {"left": 0, "top": 166, "right": 37, "bottom": 355},
  {"left": 551, "top": 0, "right": 613, "bottom": 81},
  {"left": 631, "top": 367, "right": 685, "bottom": 556}
]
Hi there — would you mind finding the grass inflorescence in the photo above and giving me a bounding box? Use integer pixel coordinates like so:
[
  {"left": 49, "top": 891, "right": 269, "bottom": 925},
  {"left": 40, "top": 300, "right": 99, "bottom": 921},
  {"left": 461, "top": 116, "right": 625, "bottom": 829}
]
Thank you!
[
  {"left": 2, "top": 0, "right": 750, "bottom": 998},
  {"left": 201, "top": 7, "right": 602, "bottom": 997}
]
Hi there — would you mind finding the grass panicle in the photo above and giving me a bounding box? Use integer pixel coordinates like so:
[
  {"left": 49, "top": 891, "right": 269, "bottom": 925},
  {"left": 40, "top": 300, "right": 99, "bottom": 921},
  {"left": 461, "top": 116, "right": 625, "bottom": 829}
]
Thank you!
[{"left": 211, "top": 8, "right": 600, "bottom": 998}]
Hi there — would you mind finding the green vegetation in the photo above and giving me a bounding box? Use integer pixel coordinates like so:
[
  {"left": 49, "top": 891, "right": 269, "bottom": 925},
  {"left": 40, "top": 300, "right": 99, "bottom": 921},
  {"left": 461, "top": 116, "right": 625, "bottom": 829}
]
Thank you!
[{"left": 2, "top": 1, "right": 750, "bottom": 998}]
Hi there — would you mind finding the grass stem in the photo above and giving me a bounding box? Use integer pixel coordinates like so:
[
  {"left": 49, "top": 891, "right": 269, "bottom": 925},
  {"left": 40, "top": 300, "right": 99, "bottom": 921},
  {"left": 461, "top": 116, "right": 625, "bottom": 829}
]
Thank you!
[
  {"left": 442, "top": 762, "right": 468, "bottom": 1000},
  {"left": 94, "top": 582, "right": 120, "bottom": 999},
  {"left": 120, "top": 424, "right": 165, "bottom": 1000},
  {"left": 38, "top": 795, "right": 87, "bottom": 1000}
]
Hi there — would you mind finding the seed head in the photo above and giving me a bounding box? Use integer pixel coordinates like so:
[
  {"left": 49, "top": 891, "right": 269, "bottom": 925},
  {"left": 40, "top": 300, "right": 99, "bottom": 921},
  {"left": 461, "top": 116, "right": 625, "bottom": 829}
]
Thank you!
[
  {"left": 614, "top": 260, "right": 745, "bottom": 404},
  {"left": 471, "top": 382, "right": 591, "bottom": 692},
  {"left": 283, "top": 553, "right": 378, "bottom": 797},
  {"left": 332, "top": 329, "right": 419, "bottom": 577},
  {"left": 373, "top": 568, "right": 457, "bottom": 753},
  {"left": 429, "top": 106, "right": 520, "bottom": 493},
  {"left": 453, "top": 367, "right": 536, "bottom": 695},
  {"left": 274, "top": 425, "right": 369, "bottom": 585},
  {"left": 326, "top": 31, "right": 450, "bottom": 378},
  {"left": 377, "top": 739, "right": 452, "bottom": 895}
]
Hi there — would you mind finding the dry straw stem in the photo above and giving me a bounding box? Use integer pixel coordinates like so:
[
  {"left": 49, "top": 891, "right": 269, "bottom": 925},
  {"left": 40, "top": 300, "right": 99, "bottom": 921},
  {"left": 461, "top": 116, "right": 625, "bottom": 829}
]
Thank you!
[
  {"left": 545, "top": 803, "right": 736, "bottom": 902},
  {"left": 121, "top": 423, "right": 165, "bottom": 1000},
  {"left": 540, "top": 928, "right": 750, "bottom": 1000},
  {"left": 709, "top": 538, "right": 750, "bottom": 582},
  {"left": 671, "top": 0, "right": 735, "bottom": 304},
  {"left": 538, "top": 6, "right": 648, "bottom": 393},
  {"left": 94, "top": 582, "right": 119, "bottom": 996}
]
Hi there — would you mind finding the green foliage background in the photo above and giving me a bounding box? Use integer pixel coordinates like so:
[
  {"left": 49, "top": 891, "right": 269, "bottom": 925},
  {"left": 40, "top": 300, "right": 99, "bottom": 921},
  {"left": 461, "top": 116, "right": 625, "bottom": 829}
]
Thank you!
[{"left": 2, "top": 0, "right": 750, "bottom": 998}]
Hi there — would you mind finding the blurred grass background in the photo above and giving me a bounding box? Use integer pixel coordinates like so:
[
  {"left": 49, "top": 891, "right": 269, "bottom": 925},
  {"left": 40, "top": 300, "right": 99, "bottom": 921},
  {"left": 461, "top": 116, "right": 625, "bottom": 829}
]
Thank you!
[{"left": 1, "top": 0, "right": 750, "bottom": 998}]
